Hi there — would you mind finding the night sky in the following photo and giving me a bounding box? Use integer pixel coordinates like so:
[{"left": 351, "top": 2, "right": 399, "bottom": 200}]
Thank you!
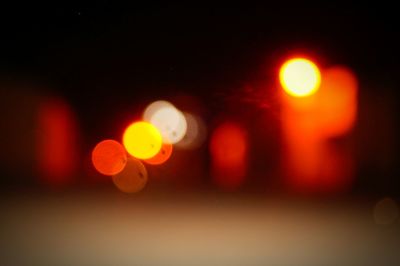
[{"left": 2, "top": 3, "right": 398, "bottom": 94}]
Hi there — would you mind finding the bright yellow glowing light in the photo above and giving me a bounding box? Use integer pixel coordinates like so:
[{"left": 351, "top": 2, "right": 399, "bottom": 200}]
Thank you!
[
  {"left": 279, "top": 58, "right": 321, "bottom": 97},
  {"left": 122, "top": 121, "right": 162, "bottom": 159}
]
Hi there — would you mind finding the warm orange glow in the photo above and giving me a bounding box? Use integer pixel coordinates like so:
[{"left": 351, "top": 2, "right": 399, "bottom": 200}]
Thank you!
[
  {"left": 37, "top": 99, "right": 78, "bottom": 186},
  {"left": 122, "top": 121, "right": 162, "bottom": 160},
  {"left": 91, "top": 139, "right": 127, "bottom": 176},
  {"left": 316, "top": 66, "right": 358, "bottom": 137},
  {"left": 112, "top": 157, "right": 148, "bottom": 193},
  {"left": 282, "top": 113, "right": 354, "bottom": 193},
  {"left": 279, "top": 58, "right": 321, "bottom": 97},
  {"left": 281, "top": 65, "right": 358, "bottom": 194},
  {"left": 210, "top": 122, "right": 247, "bottom": 190},
  {"left": 282, "top": 101, "right": 356, "bottom": 193},
  {"left": 280, "top": 64, "right": 358, "bottom": 194},
  {"left": 281, "top": 112, "right": 320, "bottom": 191},
  {"left": 144, "top": 142, "right": 173, "bottom": 165}
]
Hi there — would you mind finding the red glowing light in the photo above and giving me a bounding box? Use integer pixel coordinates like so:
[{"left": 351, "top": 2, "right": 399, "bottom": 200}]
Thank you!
[
  {"left": 36, "top": 98, "right": 79, "bottom": 186},
  {"left": 281, "top": 66, "right": 358, "bottom": 194},
  {"left": 92, "top": 139, "right": 127, "bottom": 176},
  {"left": 210, "top": 122, "right": 248, "bottom": 190}
]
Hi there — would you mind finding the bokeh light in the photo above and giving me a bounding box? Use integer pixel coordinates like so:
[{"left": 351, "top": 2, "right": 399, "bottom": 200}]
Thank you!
[
  {"left": 36, "top": 98, "right": 79, "bottom": 186},
  {"left": 374, "top": 197, "right": 399, "bottom": 225},
  {"left": 279, "top": 58, "right": 321, "bottom": 97},
  {"left": 122, "top": 121, "right": 162, "bottom": 160},
  {"left": 281, "top": 112, "right": 320, "bottom": 192},
  {"left": 91, "top": 139, "right": 127, "bottom": 176},
  {"left": 281, "top": 106, "right": 355, "bottom": 194},
  {"left": 112, "top": 157, "right": 148, "bottom": 193},
  {"left": 280, "top": 64, "right": 357, "bottom": 194},
  {"left": 176, "top": 112, "right": 207, "bottom": 150},
  {"left": 210, "top": 122, "right": 248, "bottom": 190},
  {"left": 143, "top": 100, "right": 175, "bottom": 121},
  {"left": 144, "top": 142, "right": 173, "bottom": 165},
  {"left": 143, "top": 100, "right": 187, "bottom": 144},
  {"left": 316, "top": 66, "right": 358, "bottom": 137}
]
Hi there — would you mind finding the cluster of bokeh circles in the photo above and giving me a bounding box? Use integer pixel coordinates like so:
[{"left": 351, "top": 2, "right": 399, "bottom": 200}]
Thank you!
[
  {"left": 91, "top": 100, "right": 206, "bottom": 193},
  {"left": 90, "top": 56, "right": 360, "bottom": 194}
]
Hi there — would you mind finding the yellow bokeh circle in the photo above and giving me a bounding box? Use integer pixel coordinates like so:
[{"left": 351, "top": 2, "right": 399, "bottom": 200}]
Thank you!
[{"left": 122, "top": 121, "right": 162, "bottom": 159}]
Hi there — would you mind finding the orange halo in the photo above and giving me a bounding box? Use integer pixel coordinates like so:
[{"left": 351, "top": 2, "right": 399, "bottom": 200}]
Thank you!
[
  {"left": 92, "top": 139, "right": 127, "bottom": 176},
  {"left": 316, "top": 66, "right": 358, "bottom": 137},
  {"left": 144, "top": 142, "right": 173, "bottom": 165}
]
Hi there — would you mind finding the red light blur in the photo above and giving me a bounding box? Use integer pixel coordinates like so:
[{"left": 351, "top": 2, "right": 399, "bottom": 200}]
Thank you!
[
  {"left": 316, "top": 66, "right": 358, "bottom": 137},
  {"left": 36, "top": 98, "right": 79, "bottom": 186},
  {"left": 210, "top": 122, "right": 248, "bottom": 190},
  {"left": 281, "top": 65, "right": 358, "bottom": 194},
  {"left": 92, "top": 139, "right": 127, "bottom": 176}
]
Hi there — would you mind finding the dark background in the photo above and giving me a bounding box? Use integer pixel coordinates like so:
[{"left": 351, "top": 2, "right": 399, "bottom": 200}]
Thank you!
[
  {"left": 0, "top": 2, "right": 398, "bottom": 195},
  {"left": 2, "top": 3, "right": 398, "bottom": 100}
]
